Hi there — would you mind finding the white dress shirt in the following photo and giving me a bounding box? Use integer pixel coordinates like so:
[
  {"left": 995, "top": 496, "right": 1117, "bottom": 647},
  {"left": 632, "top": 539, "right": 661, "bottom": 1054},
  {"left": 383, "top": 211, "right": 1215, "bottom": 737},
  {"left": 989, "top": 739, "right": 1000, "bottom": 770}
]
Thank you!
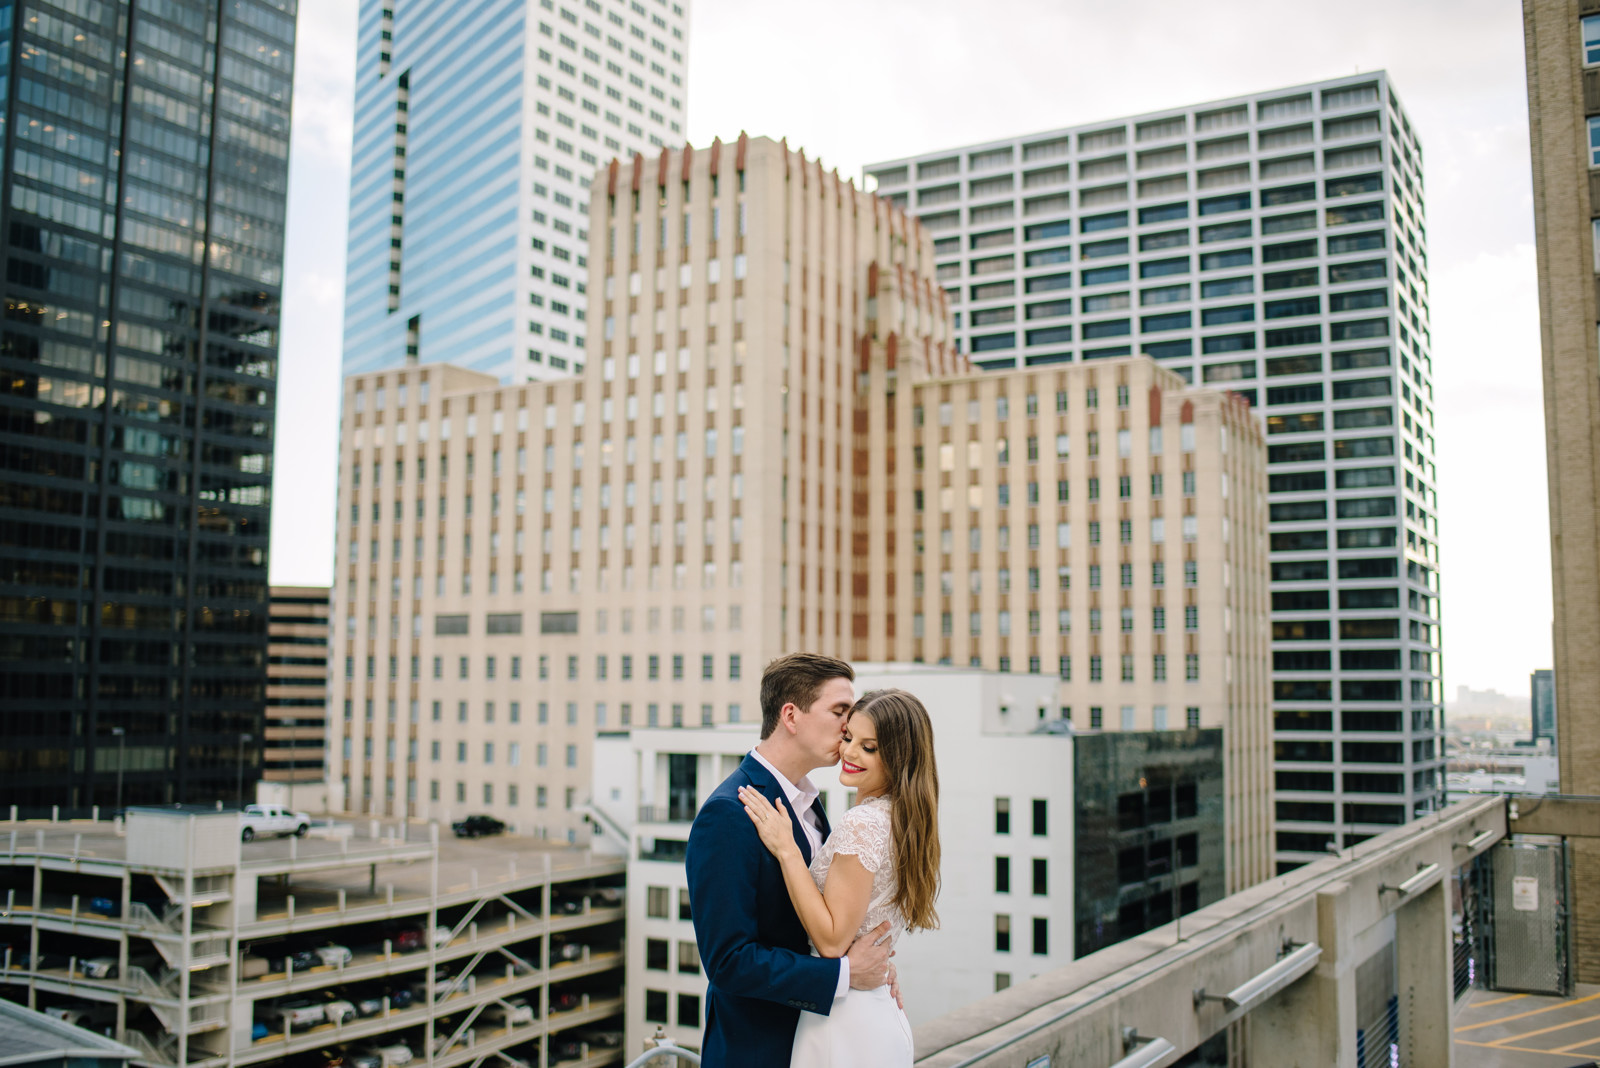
[{"left": 749, "top": 747, "right": 850, "bottom": 998}]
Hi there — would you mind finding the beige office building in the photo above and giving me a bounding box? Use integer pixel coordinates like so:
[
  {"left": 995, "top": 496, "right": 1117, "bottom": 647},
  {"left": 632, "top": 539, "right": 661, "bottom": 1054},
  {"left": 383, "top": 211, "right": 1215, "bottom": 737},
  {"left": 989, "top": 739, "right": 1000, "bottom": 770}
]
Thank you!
[
  {"left": 1526, "top": 0, "right": 1600, "bottom": 981},
  {"left": 265, "top": 587, "right": 331, "bottom": 791},
  {"left": 328, "top": 136, "right": 1273, "bottom": 890}
]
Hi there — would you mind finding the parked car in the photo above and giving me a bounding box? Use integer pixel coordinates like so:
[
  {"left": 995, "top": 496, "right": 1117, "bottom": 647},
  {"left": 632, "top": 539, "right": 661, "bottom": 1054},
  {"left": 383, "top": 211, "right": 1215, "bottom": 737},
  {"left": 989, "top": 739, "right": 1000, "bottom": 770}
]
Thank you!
[
  {"left": 266, "top": 995, "right": 327, "bottom": 1029},
  {"left": 575, "top": 1028, "right": 623, "bottom": 1048},
  {"left": 322, "top": 991, "right": 357, "bottom": 1025},
  {"left": 313, "top": 943, "right": 353, "bottom": 967},
  {"left": 552, "top": 897, "right": 583, "bottom": 915},
  {"left": 349, "top": 983, "right": 411, "bottom": 1017},
  {"left": 549, "top": 1038, "right": 584, "bottom": 1062},
  {"left": 44, "top": 1004, "right": 115, "bottom": 1032},
  {"left": 551, "top": 939, "right": 585, "bottom": 962},
  {"left": 80, "top": 957, "right": 119, "bottom": 979},
  {"left": 250, "top": 1021, "right": 270, "bottom": 1042},
  {"left": 589, "top": 887, "right": 624, "bottom": 908},
  {"left": 349, "top": 1042, "right": 413, "bottom": 1068},
  {"left": 312, "top": 1051, "right": 346, "bottom": 1068},
  {"left": 384, "top": 926, "right": 424, "bottom": 953},
  {"left": 257, "top": 946, "right": 318, "bottom": 973},
  {"left": 87, "top": 896, "right": 118, "bottom": 916},
  {"left": 486, "top": 998, "right": 535, "bottom": 1026},
  {"left": 239, "top": 804, "right": 310, "bottom": 842},
  {"left": 450, "top": 814, "right": 505, "bottom": 839},
  {"left": 549, "top": 991, "right": 583, "bottom": 1013}
]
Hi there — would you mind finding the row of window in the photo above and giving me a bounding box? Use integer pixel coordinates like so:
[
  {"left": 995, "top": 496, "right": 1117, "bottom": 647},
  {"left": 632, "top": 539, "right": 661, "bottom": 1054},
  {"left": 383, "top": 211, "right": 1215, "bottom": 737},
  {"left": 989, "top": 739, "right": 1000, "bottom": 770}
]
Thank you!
[
  {"left": 957, "top": 233, "right": 1388, "bottom": 301},
  {"left": 967, "top": 311, "right": 1392, "bottom": 356},
  {"left": 876, "top": 85, "right": 1402, "bottom": 182},
  {"left": 919, "top": 173, "right": 1385, "bottom": 232},
  {"left": 340, "top": 697, "right": 746, "bottom": 730},
  {"left": 940, "top": 202, "right": 1387, "bottom": 265},
  {"left": 346, "top": 651, "right": 742, "bottom": 683},
  {"left": 344, "top": 735, "right": 575, "bottom": 770}
]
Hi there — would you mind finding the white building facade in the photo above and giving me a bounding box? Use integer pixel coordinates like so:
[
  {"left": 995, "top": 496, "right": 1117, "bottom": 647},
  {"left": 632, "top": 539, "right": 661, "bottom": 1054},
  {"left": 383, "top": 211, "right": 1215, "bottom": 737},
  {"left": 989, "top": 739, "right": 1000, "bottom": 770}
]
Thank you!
[
  {"left": 341, "top": 0, "right": 689, "bottom": 383},
  {"left": 867, "top": 73, "right": 1443, "bottom": 873}
]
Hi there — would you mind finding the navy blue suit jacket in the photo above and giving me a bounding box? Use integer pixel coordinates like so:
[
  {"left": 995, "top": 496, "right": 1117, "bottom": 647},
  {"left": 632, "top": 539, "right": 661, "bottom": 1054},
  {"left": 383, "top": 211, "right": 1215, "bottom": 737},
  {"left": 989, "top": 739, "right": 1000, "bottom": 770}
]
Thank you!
[{"left": 686, "top": 753, "right": 841, "bottom": 1067}]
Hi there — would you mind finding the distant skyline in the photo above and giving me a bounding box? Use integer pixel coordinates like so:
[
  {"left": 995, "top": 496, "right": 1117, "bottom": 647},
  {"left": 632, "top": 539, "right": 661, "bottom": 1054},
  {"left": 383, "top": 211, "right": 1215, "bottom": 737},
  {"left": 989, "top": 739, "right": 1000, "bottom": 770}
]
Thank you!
[{"left": 272, "top": 0, "right": 1548, "bottom": 696}]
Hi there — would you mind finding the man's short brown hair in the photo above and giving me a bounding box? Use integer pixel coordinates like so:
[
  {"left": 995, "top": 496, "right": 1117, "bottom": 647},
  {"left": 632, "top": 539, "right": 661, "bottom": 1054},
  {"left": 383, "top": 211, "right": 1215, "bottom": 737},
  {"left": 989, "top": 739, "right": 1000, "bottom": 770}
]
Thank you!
[{"left": 759, "top": 653, "right": 855, "bottom": 739}]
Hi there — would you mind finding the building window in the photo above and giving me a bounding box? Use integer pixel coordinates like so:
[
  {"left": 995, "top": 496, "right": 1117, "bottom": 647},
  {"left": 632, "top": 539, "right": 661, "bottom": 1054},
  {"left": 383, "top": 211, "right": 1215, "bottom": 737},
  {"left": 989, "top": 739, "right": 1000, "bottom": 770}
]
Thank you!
[
  {"left": 1187, "top": 706, "right": 1201, "bottom": 729},
  {"left": 1033, "top": 916, "right": 1049, "bottom": 955},
  {"left": 645, "top": 990, "right": 668, "bottom": 1023},
  {"left": 995, "top": 856, "right": 1011, "bottom": 894},
  {"left": 1589, "top": 116, "right": 1600, "bottom": 167},
  {"left": 677, "top": 993, "right": 701, "bottom": 1028},
  {"left": 995, "top": 914, "right": 1012, "bottom": 953},
  {"left": 1033, "top": 858, "right": 1049, "bottom": 896},
  {"left": 679, "top": 888, "right": 693, "bottom": 921},
  {"left": 1032, "top": 799, "right": 1047, "bottom": 836},
  {"left": 678, "top": 940, "right": 701, "bottom": 975},
  {"left": 646, "top": 938, "right": 669, "bottom": 970},
  {"left": 995, "top": 972, "right": 1012, "bottom": 992},
  {"left": 1586, "top": 14, "right": 1600, "bottom": 64},
  {"left": 995, "top": 797, "right": 1011, "bottom": 835}
]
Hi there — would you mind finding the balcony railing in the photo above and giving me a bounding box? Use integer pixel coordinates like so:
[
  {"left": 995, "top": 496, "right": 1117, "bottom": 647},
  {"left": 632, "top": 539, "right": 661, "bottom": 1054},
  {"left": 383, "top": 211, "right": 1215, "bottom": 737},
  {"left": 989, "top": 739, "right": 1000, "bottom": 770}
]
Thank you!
[{"left": 637, "top": 805, "right": 696, "bottom": 824}]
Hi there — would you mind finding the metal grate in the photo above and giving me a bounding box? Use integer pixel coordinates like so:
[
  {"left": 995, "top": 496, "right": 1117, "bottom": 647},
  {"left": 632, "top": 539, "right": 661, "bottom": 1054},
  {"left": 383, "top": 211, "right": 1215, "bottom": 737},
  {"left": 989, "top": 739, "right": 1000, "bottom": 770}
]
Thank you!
[{"left": 1486, "top": 837, "right": 1571, "bottom": 997}]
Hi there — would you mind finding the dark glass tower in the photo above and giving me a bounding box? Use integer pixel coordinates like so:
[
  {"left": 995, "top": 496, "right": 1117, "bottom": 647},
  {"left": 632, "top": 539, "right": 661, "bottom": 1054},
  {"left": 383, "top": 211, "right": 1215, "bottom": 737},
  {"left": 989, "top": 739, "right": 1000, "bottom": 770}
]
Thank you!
[{"left": 0, "top": 1, "right": 296, "bottom": 813}]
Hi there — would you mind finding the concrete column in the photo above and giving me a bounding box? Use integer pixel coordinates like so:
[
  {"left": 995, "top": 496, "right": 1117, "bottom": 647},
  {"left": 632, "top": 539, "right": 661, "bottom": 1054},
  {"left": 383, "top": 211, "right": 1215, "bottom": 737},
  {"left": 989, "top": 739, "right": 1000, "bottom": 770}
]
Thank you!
[
  {"left": 1245, "top": 881, "right": 1357, "bottom": 1068},
  {"left": 1395, "top": 875, "right": 1454, "bottom": 1067}
]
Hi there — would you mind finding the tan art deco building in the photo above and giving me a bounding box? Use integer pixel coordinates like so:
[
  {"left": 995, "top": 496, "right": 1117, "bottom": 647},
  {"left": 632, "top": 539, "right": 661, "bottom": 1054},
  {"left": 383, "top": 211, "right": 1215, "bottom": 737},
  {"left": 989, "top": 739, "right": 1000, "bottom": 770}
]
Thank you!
[
  {"left": 1526, "top": 0, "right": 1600, "bottom": 982},
  {"left": 327, "top": 136, "right": 1274, "bottom": 891}
]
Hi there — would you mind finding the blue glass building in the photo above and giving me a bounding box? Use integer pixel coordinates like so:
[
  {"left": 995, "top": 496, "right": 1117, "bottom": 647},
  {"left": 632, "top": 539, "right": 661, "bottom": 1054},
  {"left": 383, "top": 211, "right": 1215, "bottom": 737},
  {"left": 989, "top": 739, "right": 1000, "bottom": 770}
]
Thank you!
[{"left": 341, "top": 0, "right": 688, "bottom": 383}]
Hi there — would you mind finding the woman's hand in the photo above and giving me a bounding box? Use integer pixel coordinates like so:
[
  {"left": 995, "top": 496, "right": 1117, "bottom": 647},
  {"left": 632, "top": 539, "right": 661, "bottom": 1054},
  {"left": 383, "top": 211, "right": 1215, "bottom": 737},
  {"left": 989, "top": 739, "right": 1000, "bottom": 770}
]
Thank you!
[{"left": 738, "top": 786, "right": 802, "bottom": 862}]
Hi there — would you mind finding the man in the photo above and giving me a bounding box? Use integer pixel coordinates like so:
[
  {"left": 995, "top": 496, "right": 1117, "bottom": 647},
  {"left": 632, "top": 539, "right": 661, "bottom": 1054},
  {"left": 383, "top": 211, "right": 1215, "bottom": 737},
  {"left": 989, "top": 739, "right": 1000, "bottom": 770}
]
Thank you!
[{"left": 686, "top": 653, "right": 894, "bottom": 1067}]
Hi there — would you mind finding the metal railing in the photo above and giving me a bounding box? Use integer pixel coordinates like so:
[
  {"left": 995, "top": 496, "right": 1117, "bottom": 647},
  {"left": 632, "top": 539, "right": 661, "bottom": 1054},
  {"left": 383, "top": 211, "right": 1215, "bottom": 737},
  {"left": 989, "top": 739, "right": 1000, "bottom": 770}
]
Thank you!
[
  {"left": 636, "top": 805, "right": 696, "bottom": 824},
  {"left": 624, "top": 1031, "right": 702, "bottom": 1067}
]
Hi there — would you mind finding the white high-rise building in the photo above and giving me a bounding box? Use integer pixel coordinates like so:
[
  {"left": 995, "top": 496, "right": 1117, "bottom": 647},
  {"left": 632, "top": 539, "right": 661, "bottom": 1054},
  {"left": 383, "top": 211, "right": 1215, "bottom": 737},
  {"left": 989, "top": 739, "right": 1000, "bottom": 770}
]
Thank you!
[
  {"left": 866, "top": 73, "right": 1442, "bottom": 874},
  {"left": 341, "top": 0, "right": 689, "bottom": 383}
]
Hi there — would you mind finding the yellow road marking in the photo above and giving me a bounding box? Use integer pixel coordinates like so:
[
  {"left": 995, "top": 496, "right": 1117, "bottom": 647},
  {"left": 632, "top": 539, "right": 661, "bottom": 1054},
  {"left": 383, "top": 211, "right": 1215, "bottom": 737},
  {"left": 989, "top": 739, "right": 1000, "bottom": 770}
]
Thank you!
[
  {"left": 1548, "top": 1032, "right": 1600, "bottom": 1054},
  {"left": 1488, "top": 1011, "right": 1600, "bottom": 1046},
  {"left": 1457, "top": 1038, "right": 1598, "bottom": 1057},
  {"left": 1467, "top": 993, "right": 1530, "bottom": 1009},
  {"left": 1455, "top": 990, "right": 1600, "bottom": 1033}
]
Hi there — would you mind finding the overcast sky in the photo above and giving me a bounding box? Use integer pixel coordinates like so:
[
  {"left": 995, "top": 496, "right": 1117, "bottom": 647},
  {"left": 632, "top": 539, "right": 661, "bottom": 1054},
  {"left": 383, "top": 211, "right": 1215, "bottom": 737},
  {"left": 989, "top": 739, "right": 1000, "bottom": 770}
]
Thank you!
[{"left": 273, "top": 0, "right": 1549, "bottom": 698}]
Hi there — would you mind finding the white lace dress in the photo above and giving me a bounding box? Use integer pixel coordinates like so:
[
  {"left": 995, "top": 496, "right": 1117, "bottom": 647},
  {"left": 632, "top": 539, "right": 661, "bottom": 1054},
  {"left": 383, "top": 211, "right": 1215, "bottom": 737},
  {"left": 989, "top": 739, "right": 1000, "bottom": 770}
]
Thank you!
[{"left": 790, "top": 795, "right": 913, "bottom": 1068}]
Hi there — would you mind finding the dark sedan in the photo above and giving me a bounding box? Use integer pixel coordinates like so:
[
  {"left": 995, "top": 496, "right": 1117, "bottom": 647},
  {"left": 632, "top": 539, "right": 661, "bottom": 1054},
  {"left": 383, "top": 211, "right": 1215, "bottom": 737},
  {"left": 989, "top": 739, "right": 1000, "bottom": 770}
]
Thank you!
[{"left": 450, "top": 815, "right": 506, "bottom": 838}]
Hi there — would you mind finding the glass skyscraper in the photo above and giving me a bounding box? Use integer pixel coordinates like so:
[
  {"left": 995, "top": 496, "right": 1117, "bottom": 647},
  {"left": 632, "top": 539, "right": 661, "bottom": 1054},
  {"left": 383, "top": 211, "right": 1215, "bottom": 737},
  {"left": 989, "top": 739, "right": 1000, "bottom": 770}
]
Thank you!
[
  {"left": 340, "top": 0, "right": 688, "bottom": 384},
  {"left": 0, "top": 0, "right": 296, "bottom": 813},
  {"left": 867, "top": 72, "right": 1443, "bottom": 873}
]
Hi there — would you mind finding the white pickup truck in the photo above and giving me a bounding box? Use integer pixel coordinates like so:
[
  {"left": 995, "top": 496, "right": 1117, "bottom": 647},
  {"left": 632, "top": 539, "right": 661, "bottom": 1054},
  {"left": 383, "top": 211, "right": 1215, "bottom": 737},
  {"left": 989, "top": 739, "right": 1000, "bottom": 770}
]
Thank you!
[{"left": 240, "top": 804, "right": 310, "bottom": 842}]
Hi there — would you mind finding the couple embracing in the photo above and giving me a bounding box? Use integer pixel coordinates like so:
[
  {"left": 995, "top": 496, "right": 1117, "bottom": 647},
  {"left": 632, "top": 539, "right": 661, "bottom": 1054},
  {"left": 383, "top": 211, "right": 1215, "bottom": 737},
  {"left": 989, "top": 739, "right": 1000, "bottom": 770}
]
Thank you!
[{"left": 685, "top": 653, "right": 942, "bottom": 1068}]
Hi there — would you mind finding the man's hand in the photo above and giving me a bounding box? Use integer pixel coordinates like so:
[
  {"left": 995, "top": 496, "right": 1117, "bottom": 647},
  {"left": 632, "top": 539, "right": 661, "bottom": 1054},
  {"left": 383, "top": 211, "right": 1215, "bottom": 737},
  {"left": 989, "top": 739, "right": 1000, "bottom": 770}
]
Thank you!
[{"left": 845, "top": 922, "right": 893, "bottom": 991}]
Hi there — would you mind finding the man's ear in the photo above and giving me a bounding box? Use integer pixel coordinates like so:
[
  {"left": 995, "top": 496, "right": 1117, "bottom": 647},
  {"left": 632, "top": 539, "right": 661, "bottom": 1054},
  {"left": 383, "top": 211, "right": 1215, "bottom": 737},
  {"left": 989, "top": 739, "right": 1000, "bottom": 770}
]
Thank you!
[{"left": 779, "top": 702, "right": 801, "bottom": 736}]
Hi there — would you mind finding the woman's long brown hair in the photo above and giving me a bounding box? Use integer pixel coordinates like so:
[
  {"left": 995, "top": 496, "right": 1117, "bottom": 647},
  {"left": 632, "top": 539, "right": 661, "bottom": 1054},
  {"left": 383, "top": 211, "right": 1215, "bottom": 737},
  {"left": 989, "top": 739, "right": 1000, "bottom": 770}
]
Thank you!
[{"left": 852, "top": 689, "right": 941, "bottom": 932}]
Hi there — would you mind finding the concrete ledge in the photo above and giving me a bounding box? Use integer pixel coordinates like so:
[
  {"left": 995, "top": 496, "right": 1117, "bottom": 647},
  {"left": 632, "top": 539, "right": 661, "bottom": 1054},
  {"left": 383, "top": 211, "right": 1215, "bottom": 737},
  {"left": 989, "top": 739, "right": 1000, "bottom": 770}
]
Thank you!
[{"left": 913, "top": 796, "right": 1505, "bottom": 1067}]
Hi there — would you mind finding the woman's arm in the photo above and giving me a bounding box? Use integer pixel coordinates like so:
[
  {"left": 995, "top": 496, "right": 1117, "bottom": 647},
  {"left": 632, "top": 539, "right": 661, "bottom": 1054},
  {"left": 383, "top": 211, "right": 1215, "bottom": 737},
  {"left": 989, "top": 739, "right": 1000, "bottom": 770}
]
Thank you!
[{"left": 738, "top": 786, "right": 874, "bottom": 958}]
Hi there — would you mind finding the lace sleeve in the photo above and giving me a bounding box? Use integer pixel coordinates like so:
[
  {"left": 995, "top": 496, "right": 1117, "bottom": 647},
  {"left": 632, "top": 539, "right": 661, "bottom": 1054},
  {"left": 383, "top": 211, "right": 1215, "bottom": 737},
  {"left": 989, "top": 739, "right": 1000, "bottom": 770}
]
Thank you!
[{"left": 829, "top": 802, "right": 893, "bottom": 874}]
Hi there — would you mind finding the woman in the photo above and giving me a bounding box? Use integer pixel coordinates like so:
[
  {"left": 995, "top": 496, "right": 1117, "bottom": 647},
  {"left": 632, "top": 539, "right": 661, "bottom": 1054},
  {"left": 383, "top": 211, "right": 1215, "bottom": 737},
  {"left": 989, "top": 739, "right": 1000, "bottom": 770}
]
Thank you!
[{"left": 737, "top": 688, "right": 940, "bottom": 1068}]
